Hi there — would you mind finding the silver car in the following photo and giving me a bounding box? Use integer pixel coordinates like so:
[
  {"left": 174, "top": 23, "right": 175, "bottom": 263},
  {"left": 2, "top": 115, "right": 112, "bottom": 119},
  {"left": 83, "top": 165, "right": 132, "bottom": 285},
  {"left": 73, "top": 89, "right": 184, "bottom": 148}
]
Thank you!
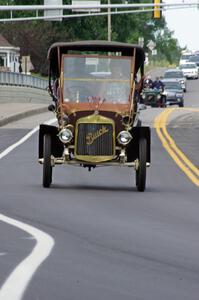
[
  {"left": 162, "top": 78, "right": 184, "bottom": 107},
  {"left": 163, "top": 69, "right": 187, "bottom": 92}
]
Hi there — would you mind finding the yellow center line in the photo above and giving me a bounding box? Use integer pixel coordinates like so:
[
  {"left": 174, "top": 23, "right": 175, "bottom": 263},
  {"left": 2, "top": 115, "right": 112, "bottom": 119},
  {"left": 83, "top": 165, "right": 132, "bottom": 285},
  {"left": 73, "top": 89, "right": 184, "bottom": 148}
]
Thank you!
[{"left": 154, "top": 108, "right": 199, "bottom": 187}]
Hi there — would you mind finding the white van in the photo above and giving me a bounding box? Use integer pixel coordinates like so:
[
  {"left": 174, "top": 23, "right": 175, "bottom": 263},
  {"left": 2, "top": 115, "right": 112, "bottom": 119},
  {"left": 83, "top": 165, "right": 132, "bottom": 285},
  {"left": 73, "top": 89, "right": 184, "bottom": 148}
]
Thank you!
[{"left": 179, "top": 52, "right": 193, "bottom": 65}]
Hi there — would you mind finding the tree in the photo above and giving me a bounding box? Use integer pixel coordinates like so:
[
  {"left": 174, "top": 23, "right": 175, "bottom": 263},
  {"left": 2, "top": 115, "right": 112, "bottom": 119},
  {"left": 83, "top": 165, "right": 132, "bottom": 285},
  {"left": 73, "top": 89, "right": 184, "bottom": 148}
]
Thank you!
[{"left": 0, "top": 0, "right": 182, "bottom": 74}]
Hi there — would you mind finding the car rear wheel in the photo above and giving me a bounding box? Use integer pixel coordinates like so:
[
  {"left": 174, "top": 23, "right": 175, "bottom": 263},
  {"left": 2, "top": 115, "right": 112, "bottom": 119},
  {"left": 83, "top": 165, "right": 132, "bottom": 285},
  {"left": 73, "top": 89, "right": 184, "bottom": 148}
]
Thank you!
[
  {"left": 136, "top": 138, "right": 147, "bottom": 192},
  {"left": 43, "top": 134, "right": 52, "bottom": 188}
]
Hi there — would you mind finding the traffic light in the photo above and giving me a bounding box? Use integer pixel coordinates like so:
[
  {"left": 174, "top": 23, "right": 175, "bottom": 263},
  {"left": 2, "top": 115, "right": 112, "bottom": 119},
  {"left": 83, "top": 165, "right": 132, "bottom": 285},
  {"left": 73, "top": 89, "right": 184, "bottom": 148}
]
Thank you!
[{"left": 153, "top": 0, "right": 162, "bottom": 19}]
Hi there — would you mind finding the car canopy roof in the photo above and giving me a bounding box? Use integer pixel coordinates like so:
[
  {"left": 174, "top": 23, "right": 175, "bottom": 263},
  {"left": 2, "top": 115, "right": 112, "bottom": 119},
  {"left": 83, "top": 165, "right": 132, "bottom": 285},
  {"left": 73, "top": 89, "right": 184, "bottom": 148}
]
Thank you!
[{"left": 48, "top": 40, "right": 145, "bottom": 77}]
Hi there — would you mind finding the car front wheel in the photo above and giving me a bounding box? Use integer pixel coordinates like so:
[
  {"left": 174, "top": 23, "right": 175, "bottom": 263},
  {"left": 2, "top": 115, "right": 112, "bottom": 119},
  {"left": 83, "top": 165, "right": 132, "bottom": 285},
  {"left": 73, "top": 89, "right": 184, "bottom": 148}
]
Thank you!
[
  {"left": 43, "top": 134, "right": 52, "bottom": 188},
  {"left": 136, "top": 138, "right": 147, "bottom": 192}
]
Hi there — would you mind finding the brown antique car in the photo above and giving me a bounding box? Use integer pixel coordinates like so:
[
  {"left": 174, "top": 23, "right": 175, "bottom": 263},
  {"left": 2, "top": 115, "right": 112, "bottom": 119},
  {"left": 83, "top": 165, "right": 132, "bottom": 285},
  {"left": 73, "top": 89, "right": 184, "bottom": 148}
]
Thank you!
[{"left": 38, "top": 41, "right": 151, "bottom": 191}]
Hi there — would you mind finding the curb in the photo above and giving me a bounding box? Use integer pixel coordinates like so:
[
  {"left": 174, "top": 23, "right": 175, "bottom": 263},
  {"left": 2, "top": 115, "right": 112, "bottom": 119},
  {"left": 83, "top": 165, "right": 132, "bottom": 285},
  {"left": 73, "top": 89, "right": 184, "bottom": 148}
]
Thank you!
[{"left": 0, "top": 106, "right": 48, "bottom": 127}]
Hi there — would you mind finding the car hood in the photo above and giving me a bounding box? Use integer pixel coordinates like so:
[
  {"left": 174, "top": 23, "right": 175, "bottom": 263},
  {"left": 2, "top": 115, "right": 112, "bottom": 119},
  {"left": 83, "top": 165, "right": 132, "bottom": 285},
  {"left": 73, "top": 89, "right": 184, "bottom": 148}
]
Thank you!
[
  {"left": 176, "top": 78, "right": 186, "bottom": 82},
  {"left": 164, "top": 89, "right": 183, "bottom": 94},
  {"left": 182, "top": 68, "right": 197, "bottom": 72}
]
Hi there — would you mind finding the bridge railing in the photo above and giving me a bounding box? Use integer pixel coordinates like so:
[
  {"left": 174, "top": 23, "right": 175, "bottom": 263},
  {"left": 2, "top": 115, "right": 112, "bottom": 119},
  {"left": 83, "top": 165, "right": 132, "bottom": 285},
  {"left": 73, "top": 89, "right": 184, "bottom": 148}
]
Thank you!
[{"left": 0, "top": 72, "right": 48, "bottom": 90}]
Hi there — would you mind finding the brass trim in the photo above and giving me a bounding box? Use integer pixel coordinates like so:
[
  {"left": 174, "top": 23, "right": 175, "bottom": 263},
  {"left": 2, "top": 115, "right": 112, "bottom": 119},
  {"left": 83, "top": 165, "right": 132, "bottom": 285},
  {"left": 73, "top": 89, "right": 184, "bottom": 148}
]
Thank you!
[
  {"left": 74, "top": 114, "right": 115, "bottom": 163},
  {"left": 75, "top": 114, "right": 115, "bottom": 124},
  {"left": 38, "top": 158, "right": 151, "bottom": 168},
  {"left": 75, "top": 155, "right": 117, "bottom": 163}
]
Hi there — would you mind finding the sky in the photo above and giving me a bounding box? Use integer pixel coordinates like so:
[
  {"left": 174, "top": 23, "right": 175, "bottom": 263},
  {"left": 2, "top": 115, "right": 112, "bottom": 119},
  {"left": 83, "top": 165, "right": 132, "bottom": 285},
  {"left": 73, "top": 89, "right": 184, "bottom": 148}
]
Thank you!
[{"left": 163, "top": 0, "right": 199, "bottom": 52}]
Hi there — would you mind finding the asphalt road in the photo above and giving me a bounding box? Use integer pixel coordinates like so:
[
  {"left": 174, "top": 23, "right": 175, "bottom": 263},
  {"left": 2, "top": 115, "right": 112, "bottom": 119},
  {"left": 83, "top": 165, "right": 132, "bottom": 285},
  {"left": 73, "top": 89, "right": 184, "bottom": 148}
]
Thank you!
[{"left": 0, "top": 78, "right": 199, "bottom": 300}]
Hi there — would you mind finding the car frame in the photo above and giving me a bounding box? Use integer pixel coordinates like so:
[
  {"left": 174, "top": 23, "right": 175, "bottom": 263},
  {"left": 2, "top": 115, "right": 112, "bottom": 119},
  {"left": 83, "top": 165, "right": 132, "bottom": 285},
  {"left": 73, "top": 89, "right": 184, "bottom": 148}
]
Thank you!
[
  {"left": 163, "top": 68, "right": 187, "bottom": 92},
  {"left": 38, "top": 41, "right": 151, "bottom": 191},
  {"left": 161, "top": 78, "right": 184, "bottom": 107},
  {"left": 179, "top": 52, "right": 193, "bottom": 65},
  {"left": 179, "top": 62, "right": 198, "bottom": 79},
  {"left": 140, "top": 87, "right": 166, "bottom": 107},
  {"left": 188, "top": 55, "right": 199, "bottom": 71}
]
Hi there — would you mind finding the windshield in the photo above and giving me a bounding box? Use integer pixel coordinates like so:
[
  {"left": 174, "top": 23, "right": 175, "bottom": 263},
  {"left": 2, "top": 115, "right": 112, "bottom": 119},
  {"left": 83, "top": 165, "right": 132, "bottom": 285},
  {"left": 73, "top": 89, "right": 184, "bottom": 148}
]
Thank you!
[
  {"left": 63, "top": 55, "right": 131, "bottom": 104},
  {"left": 163, "top": 82, "right": 182, "bottom": 90},
  {"left": 189, "top": 56, "right": 199, "bottom": 62},
  {"left": 164, "top": 71, "right": 183, "bottom": 78},
  {"left": 180, "top": 64, "right": 197, "bottom": 69},
  {"left": 181, "top": 54, "right": 192, "bottom": 60}
]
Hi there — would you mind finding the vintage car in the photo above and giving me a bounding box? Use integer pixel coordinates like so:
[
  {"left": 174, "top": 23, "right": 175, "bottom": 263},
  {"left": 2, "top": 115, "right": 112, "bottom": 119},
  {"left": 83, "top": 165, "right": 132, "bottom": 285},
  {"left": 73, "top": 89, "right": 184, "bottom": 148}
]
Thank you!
[
  {"left": 140, "top": 87, "right": 166, "bottom": 107},
  {"left": 38, "top": 41, "right": 151, "bottom": 191}
]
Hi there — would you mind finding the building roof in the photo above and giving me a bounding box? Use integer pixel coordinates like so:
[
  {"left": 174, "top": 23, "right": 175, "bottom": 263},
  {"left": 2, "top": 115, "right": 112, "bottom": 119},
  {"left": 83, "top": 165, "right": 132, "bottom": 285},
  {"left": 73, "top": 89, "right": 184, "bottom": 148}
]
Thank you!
[{"left": 0, "top": 34, "right": 13, "bottom": 47}]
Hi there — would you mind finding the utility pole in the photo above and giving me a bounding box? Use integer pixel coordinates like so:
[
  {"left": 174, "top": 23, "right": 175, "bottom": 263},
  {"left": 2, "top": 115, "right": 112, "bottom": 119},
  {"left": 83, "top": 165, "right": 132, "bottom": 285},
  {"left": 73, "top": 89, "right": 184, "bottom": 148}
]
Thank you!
[{"left": 108, "top": 0, "right": 111, "bottom": 41}]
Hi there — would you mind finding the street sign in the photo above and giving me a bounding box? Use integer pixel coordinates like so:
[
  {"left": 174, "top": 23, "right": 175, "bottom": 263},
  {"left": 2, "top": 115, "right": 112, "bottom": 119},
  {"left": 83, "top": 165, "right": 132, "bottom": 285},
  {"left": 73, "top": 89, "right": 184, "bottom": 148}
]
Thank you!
[
  {"left": 72, "top": 0, "right": 101, "bottom": 12},
  {"left": 152, "top": 49, "right": 157, "bottom": 56},
  {"left": 44, "top": 0, "right": 63, "bottom": 21},
  {"left": 138, "top": 37, "right": 144, "bottom": 47},
  {"left": 147, "top": 40, "right": 156, "bottom": 51}
]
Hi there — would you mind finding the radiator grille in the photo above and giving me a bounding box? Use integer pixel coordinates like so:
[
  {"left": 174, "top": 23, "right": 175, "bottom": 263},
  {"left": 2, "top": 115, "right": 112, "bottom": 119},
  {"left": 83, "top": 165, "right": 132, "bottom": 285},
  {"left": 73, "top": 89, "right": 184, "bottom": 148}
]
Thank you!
[{"left": 76, "top": 123, "right": 114, "bottom": 156}]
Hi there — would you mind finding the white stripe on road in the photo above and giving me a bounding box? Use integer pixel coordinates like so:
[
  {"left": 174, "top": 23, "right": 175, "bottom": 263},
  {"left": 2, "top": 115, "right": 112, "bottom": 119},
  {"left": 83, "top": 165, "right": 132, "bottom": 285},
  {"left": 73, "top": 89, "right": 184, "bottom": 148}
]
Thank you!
[
  {"left": 0, "top": 118, "right": 56, "bottom": 160},
  {"left": 0, "top": 118, "right": 56, "bottom": 299},
  {"left": 0, "top": 214, "right": 55, "bottom": 300}
]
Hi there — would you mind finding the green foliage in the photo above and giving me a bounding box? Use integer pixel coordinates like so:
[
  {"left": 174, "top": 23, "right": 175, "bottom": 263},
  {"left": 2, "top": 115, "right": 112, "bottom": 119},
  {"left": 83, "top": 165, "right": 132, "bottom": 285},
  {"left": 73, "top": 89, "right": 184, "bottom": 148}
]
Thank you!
[{"left": 0, "top": 0, "right": 182, "bottom": 74}]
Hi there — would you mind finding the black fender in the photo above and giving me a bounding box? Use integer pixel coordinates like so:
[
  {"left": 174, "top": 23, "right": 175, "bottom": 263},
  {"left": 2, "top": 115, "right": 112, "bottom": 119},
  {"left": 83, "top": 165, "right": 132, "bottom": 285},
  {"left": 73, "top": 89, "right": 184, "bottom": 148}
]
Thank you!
[
  {"left": 126, "top": 126, "right": 151, "bottom": 163},
  {"left": 38, "top": 124, "right": 64, "bottom": 159}
]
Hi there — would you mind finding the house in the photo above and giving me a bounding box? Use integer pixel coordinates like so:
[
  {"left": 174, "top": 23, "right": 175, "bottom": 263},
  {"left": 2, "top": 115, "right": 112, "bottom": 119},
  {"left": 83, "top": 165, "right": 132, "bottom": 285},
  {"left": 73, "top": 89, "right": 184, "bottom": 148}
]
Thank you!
[{"left": 0, "top": 34, "right": 20, "bottom": 73}]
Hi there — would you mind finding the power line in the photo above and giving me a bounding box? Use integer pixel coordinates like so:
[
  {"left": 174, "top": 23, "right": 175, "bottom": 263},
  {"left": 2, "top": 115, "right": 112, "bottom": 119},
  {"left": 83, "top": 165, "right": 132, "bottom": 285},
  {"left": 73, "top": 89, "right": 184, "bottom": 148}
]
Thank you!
[{"left": 0, "top": 2, "right": 198, "bottom": 22}]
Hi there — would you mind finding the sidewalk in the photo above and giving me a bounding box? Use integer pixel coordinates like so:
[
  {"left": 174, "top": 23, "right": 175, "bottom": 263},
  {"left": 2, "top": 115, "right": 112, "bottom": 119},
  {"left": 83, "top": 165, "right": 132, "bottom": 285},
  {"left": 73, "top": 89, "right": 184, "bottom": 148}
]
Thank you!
[{"left": 0, "top": 102, "right": 48, "bottom": 127}]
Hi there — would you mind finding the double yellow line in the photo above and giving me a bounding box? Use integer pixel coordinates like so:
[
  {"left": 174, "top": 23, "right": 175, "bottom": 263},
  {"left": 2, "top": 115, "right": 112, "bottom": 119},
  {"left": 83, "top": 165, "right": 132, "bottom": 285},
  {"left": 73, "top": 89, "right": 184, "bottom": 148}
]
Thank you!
[{"left": 154, "top": 108, "right": 199, "bottom": 187}]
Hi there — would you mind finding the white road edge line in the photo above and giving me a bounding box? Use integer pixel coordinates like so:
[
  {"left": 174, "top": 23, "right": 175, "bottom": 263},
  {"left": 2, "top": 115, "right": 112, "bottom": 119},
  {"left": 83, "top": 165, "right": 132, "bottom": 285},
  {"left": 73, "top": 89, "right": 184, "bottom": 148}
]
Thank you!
[
  {"left": 0, "top": 214, "right": 55, "bottom": 300},
  {"left": 0, "top": 118, "right": 56, "bottom": 160},
  {"left": 0, "top": 118, "right": 56, "bottom": 299}
]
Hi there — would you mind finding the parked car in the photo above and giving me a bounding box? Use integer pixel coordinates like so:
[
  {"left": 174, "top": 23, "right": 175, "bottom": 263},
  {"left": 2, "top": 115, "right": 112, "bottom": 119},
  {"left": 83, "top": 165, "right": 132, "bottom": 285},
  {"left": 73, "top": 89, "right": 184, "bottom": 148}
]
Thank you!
[
  {"left": 38, "top": 41, "right": 151, "bottom": 191},
  {"left": 163, "top": 69, "right": 187, "bottom": 92},
  {"left": 162, "top": 79, "right": 184, "bottom": 107},
  {"left": 179, "top": 62, "right": 198, "bottom": 79}
]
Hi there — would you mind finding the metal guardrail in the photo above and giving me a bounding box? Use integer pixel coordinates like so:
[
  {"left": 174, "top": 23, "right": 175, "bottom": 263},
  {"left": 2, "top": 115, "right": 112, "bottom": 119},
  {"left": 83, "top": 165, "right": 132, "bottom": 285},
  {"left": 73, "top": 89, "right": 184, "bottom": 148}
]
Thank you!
[{"left": 0, "top": 72, "right": 48, "bottom": 90}]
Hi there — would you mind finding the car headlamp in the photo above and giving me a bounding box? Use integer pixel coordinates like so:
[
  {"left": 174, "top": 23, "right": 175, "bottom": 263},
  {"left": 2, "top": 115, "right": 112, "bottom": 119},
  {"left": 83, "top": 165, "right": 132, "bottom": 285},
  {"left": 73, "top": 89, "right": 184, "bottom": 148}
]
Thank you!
[
  {"left": 157, "top": 94, "right": 161, "bottom": 99},
  {"left": 180, "top": 80, "right": 184, "bottom": 84},
  {"left": 117, "top": 131, "right": 132, "bottom": 145},
  {"left": 58, "top": 128, "right": 73, "bottom": 144},
  {"left": 176, "top": 93, "right": 182, "bottom": 97}
]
